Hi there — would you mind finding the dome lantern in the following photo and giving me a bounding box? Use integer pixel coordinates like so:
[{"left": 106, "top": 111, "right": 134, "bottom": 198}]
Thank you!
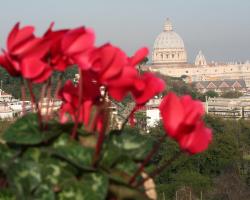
[{"left": 164, "top": 18, "right": 173, "bottom": 32}]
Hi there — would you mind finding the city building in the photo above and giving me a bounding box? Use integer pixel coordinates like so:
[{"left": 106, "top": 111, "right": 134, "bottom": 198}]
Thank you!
[
  {"left": 140, "top": 18, "right": 250, "bottom": 126},
  {"left": 145, "top": 98, "right": 161, "bottom": 127},
  {"left": 194, "top": 79, "right": 247, "bottom": 94},
  {"left": 142, "top": 18, "right": 250, "bottom": 89},
  {"left": 205, "top": 96, "right": 250, "bottom": 119},
  {"left": 0, "top": 88, "right": 31, "bottom": 120},
  {"left": 0, "top": 89, "right": 13, "bottom": 102}
]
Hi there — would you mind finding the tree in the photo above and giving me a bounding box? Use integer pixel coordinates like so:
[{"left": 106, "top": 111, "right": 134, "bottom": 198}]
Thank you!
[
  {"left": 140, "top": 57, "right": 149, "bottom": 66},
  {"left": 144, "top": 115, "right": 249, "bottom": 199},
  {"left": 205, "top": 90, "right": 219, "bottom": 98},
  {"left": 154, "top": 73, "right": 205, "bottom": 101},
  {"left": 221, "top": 90, "right": 243, "bottom": 98},
  {"left": 0, "top": 66, "right": 78, "bottom": 99}
]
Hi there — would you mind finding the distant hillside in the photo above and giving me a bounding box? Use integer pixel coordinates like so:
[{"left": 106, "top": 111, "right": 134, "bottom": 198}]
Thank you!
[
  {"left": 0, "top": 66, "right": 78, "bottom": 99},
  {"left": 0, "top": 66, "right": 205, "bottom": 101},
  {"left": 153, "top": 72, "right": 205, "bottom": 100}
]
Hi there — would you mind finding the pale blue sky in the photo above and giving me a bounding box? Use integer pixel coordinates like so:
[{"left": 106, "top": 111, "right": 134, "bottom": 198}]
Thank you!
[{"left": 0, "top": 0, "right": 250, "bottom": 62}]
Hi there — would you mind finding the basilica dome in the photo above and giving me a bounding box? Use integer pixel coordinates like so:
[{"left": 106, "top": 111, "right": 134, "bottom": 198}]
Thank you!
[{"left": 152, "top": 19, "right": 187, "bottom": 64}]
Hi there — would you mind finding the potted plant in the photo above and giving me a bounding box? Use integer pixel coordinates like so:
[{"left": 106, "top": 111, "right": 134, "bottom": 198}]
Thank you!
[{"left": 0, "top": 23, "right": 212, "bottom": 199}]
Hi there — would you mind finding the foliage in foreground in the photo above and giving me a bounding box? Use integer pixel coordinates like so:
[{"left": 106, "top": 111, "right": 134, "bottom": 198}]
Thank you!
[
  {"left": 0, "top": 114, "right": 155, "bottom": 200},
  {"left": 147, "top": 115, "right": 250, "bottom": 199}
]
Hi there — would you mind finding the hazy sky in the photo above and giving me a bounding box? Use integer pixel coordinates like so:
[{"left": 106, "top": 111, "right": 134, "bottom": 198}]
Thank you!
[{"left": 0, "top": 0, "right": 250, "bottom": 63}]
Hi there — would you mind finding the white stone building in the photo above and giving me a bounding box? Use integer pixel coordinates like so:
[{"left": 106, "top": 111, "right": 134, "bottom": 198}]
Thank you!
[
  {"left": 143, "top": 19, "right": 250, "bottom": 88},
  {"left": 0, "top": 88, "right": 32, "bottom": 120},
  {"left": 0, "top": 102, "right": 15, "bottom": 119},
  {"left": 152, "top": 18, "right": 187, "bottom": 64},
  {"left": 140, "top": 18, "right": 250, "bottom": 126},
  {"left": 145, "top": 98, "right": 162, "bottom": 127},
  {"left": 205, "top": 96, "right": 250, "bottom": 119},
  {"left": 0, "top": 89, "right": 13, "bottom": 102}
]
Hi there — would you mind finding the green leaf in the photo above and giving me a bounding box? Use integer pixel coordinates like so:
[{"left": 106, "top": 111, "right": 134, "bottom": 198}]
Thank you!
[
  {"left": 0, "top": 189, "right": 15, "bottom": 200},
  {"left": 6, "top": 160, "right": 42, "bottom": 200},
  {"left": 58, "top": 172, "right": 108, "bottom": 200},
  {"left": 51, "top": 134, "right": 94, "bottom": 170},
  {"left": 0, "top": 144, "right": 16, "bottom": 171},
  {"left": 40, "top": 158, "right": 76, "bottom": 187},
  {"left": 101, "top": 131, "right": 153, "bottom": 167},
  {"left": 104, "top": 159, "right": 139, "bottom": 184},
  {"left": 22, "top": 147, "right": 43, "bottom": 162},
  {"left": 115, "top": 160, "right": 137, "bottom": 175},
  {"left": 81, "top": 172, "right": 109, "bottom": 200},
  {"left": 2, "top": 114, "right": 60, "bottom": 145},
  {"left": 33, "top": 184, "right": 55, "bottom": 200}
]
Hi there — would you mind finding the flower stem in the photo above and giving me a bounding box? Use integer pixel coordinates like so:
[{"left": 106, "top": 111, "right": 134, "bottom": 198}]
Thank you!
[
  {"left": 93, "top": 127, "right": 105, "bottom": 167},
  {"left": 135, "top": 151, "right": 182, "bottom": 188},
  {"left": 92, "top": 97, "right": 110, "bottom": 167},
  {"left": 45, "top": 73, "right": 64, "bottom": 127},
  {"left": 21, "top": 79, "right": 26, "bottom": 116},
  {"left": 129, "top": 135, "right": 166, "bottom": 185},
  {"left": 71, "top": 120, "right": 79, "bottom": 139},
  {"left": 27, "top": 81, "right": 43, "bottom": 129},
  {"left": 45, "top": 78, "right": 52, "bottom": 122},
  {"left": 120, "top": 104, "right": 146, "bottom": 131},
  {"left": 120, "top": 105, "right": 136, "bottom": 131},
  {"left": 53, "top": 73, "right": 63, "bottom": 99},
  {"left": 71, "top": 70, "right": 83, "bottom": 139}
]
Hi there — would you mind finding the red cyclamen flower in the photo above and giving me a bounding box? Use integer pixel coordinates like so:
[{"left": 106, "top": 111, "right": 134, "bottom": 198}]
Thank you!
[
  {"left": 61, "top": 26, "right": 95, "bottom": 71},
  {"left": 159, "top": 92, "right": 212, "bottom": 154},
  {"left": 88, "top": 44, "right": 127, "bottom": 82},
  {"left": 132, "top": 72, "right": 165, "bottom": 105},
  {"left": 58, "top": 74, "right": 102, "bottom": 129},
  {"left": 43, "top": 24, "right": 95, "bottom": 71},
  {"left": 0, "top": 23, "right": 52, "bottom": 83},
  {"left": 90, "top": 46, "right": 164, "bottom": 104}
]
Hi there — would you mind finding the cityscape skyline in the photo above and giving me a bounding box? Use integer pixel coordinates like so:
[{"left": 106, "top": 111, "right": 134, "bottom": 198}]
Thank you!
[{"left": 0, "top": 0, "right": 249, "bottom": 62}]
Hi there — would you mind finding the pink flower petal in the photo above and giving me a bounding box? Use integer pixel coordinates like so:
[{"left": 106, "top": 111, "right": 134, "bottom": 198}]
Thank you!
[
  {"left": 21, "top": 58, "right": 47, "bottom": 79},
  {"left": 30, "top": 65, "right": 52, "bottom": 83},
  {"left": 159, "top": 92, "right": 185, "bottom": 136},
  {"left": 8, "top": 24, "right": 35, "bottom": 53},
  {"left": 129, "top": 47, "right": 148, "bottom": 67},
  {"left": 62, "top": 27, "right": 95, "bottom": 55},
  {"left": 133, "top": 73, "right": 165, "bottom": 105},
  {"left": 178, "top": 121, "right": 212, "bottom": 154}
]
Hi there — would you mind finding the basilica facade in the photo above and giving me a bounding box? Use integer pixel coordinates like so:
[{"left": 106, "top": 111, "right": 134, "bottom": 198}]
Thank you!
[{"left": 143, "top": 19, "right": 250, "bottom": 89}]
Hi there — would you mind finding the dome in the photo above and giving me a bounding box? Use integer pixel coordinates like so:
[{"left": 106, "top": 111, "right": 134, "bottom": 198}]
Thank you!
[
  {"left": 195, "top": 51, "right": 207, "bottom": 66},
  {"left": 153, "top": 19, "right": 185, "bottom": 49},
  {"left": 154, "top": 31, "right": 185, "bottom": 49},
  {"left": 152, "top": 18, "right": 187, "bottom": 64}
]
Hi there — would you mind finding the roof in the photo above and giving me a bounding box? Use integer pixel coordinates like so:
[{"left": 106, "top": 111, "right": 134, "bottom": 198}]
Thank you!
[{"left": 194, "top": 79, "right": 247, "bottom": 89}]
